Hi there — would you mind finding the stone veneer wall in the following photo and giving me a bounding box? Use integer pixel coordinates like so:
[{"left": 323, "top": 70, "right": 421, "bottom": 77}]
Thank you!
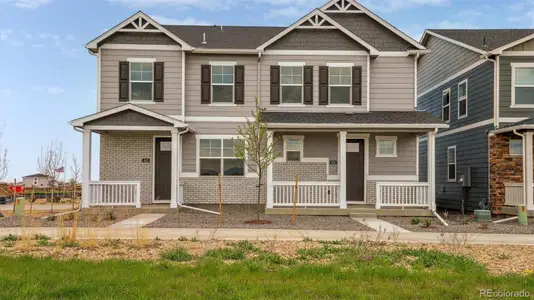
[
  {"left": 489, "top": 133, "right": 524, "bottom": 210},
  {"left": 272, "top": 162, "right": 328, "bottom": 181},
  {"left": 100, "top": 131, "right": 169, "bottom": 204},
  {"left": 181, "top": 177, "right": 265, "bottom": 204}
]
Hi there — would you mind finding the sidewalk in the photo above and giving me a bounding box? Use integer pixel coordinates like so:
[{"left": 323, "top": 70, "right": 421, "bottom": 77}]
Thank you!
[{"left": 1, "top": 227, "right": 533, "bottom": 245}]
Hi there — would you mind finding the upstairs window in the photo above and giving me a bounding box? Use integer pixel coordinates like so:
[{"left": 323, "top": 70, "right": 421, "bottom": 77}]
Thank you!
[
  {"left": 280, "top": 66, "right": 303, "bottom": 104},
  {"left": 458, "top": 80, "right": 468, "bottom": 118},
  {"left": 211, "top": 65, "right": 234, "bottom": 103},
  {"left": 130, "top": 62, "right": 153, "bottom": 101},
  {"left": 199, "top": 138, "right": 244, "bottom": 176},
  {"left": 447, "top": 146, "right": 456, "bottom": 182},
  {"left": 442, "top": 88, "right": 451, "bottom": 122},
  {"left": 512, "top": 64, "right": 534, "bottom": 106},
  {"left": 329, "top": 67, "right": 351, "bottom": 104}
]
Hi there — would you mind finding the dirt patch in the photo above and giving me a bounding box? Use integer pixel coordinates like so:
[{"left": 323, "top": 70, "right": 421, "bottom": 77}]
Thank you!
[
  {"left": 381, "top": 215, "right": 534, "bottom": 234},
  {"left": 1, "top": 239, "right": 533, "bottom": 275},
  {"left": 0, "top": 210, "right": 139, "bottom": 228},
  {"left": 145, "top": 205, "right": 373, "bottom": 231}
]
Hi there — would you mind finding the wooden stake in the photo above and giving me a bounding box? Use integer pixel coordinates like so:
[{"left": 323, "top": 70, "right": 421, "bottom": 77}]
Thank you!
[
  {"left": 218, "top": 173, "right": 222, "bottom": 226},
  {"left": 12, "top": 179, "right": 16, "bottom": 214},
  {"left": 291, "top": 175, "right": 298, "bottom": 225},
  {"left": 30, "top": 185, "right": 34, "bottom": 214}
]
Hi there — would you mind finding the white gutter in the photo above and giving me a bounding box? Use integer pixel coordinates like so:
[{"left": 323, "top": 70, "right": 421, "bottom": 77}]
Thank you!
[
  {"left": 267, "top": 123, "right": 449, "bottom": 129},
  {"left": 513, "top": 129, "right": 527, "bottom": 206},
  {"left": 88, "top": 49, "right": 100, "bottom": 112},
  {"left": 407, "top": 49, "right": 430, "bottom": 55},
  {"left": 491, "top": 125, "right": 534, "bottom": 134},
  {"left": 414, "top": 52, "right": 420, "bottom": 108},
  {"left": 482, "top": 55, "right": 499, "bottom": 128},
  {"left": 257, "top": 52, "right": 262, "bottom": 104},
  {"left": 181, "top": 49, "right": 186, "bottom": 121}
]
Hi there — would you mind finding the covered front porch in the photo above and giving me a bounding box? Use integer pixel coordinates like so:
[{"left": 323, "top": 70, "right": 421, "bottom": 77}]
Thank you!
[{"left": 263, "top": 111, "right": 447, "bottom": 212}]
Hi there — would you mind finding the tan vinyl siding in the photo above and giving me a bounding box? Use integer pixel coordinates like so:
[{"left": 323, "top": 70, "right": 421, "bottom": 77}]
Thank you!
[
  {"left": 418, "top": 35, "right": 480, "bottom": 93},
  {"left": 260, "top": 55, "right": 368, "bottom": 112},
  {"left": 506, "top": 39, "right": 534, "bottom": 51},
  {"left": 185, "top": 54, "right": 257, "bottom": 117},
  {"left": 100, "top": 48, "right": 182, "bottom": 114},
  {"left": 370, "top": 56, "right": 415, "bottom": 111},
  {"left": 369, "top": 133, "right": 417, "bottom": 175}
]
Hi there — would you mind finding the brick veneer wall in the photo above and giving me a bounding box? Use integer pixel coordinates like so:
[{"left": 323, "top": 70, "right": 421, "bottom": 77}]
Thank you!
[
  {"left": 272, "top": 162, "right": 328, "bottom": 181},
  {"left": 366, "top": 180, "right": 377, "bottom": 204},
  {"left": 100, "top": 131, "right": 169, "bottom": 204},
  {"left": 181, "top": 177, "right": 265, "bottom": 204},
  {"left": 489, "top": 133, "right": 524, "bottom": 210}
]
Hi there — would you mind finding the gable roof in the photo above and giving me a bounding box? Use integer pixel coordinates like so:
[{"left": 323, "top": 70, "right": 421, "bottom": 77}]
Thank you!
[
  {"left": 257, "top": 9, "right": 379, "bottom": 54},
  {"left": 23, "top": 173, "right": 48, "bottom": 178},
  {"left": 423, "top": 29, "right": 534, "bottom": 53},
  {"left": 163, "top": 25, "right": 284, "bottom": 49},
  {"left": 86, "top": 11, "right": 193, "bottom": 51}
]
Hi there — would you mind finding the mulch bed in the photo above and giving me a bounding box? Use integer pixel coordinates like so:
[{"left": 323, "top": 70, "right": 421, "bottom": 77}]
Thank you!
[
  {"left": 145, "top": 205, "right": 374, "bottom": 231},
  {"left": 381, "top": 214, "right": 534, "bottom": 234},
  {"left": 0, "top": 210, "right": 138, "bottom": 228}
]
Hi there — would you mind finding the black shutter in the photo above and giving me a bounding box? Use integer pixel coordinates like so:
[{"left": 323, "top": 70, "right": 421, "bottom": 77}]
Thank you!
[
  {"left": 270, "top": 66, "right": 280, "bottom": 105},
  {"left": 352, "top": 66, "right": 362, "bottom": 106},
  {"left": 201, "top": 65, "right": 211, "bottom": 104},
  {"left": 303, "top": 66, "right": 313, "bottom": 105},
  {"left": 234, "top": 65, "right": 245, "bottom": 105},
  {"left": 319, "top": 66, "right": 328, "bottom": 105},
  {"left": 119, "top": 61, "right": 129, "bottom": 102},
  {"left": 153, "top": 62, "right": 164, "bottom": 102}
]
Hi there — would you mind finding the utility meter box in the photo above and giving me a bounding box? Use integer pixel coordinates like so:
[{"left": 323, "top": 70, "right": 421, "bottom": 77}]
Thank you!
[
  {"left": 14, "top": 197, "right": 26, "bottom": 217},
  {"left": 458, "top": 167, "right": 471, "bottom": 187}
]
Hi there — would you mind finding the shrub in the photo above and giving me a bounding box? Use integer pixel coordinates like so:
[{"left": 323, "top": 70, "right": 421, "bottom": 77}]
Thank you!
[
  {"left": 2, "top": 234, "right": 19, "bottom": 242},
  {"left": 421, "top": 219, "right": 432, "bottom": 228},
  {"left": 46, "top": 215, "right": 57, "bottom": 222},
  {"left": 105, "top": 211, "right": 116, "bottom": 221},
  {"left": 177, "top": 236, "right": 189, "bottom": 242},
  {"left": 204, "top": 248, "right": 245, "bottom": 260},
  {"left": 161, "top": 248, "right": 193, "bottom": 262},
  {"left": 410, "top": 217, "right": 421, "bottom": 225},
  {"left": 230, "top": 240, "right": 258, "bottom": 252},
  {"left": 33, "top": 234, "right": 51, "bottom": 241}
]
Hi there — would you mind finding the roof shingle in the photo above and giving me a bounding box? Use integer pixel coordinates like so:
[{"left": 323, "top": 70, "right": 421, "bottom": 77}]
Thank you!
[
  {"left": 263, "top": 111, "right": 445, "bottom": 125},
  {"left": 428, "top": 29, "right": 534, "bottom": 51}
]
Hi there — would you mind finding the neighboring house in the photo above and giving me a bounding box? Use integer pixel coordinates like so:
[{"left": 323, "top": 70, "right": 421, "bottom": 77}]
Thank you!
[
  {"left": 70, "top": 0, "right": 447, "bottom": 212},
  {"left": 418, "top": 29, "right": 534, "bottom": 214},
  {"left": 22, "top": 173, "right": 49, "bottom": 188}
]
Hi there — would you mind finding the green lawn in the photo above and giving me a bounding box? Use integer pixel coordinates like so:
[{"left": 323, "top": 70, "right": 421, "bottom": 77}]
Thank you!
[{"left": 0, "top": 250, "right": 532, "bottom": 299}]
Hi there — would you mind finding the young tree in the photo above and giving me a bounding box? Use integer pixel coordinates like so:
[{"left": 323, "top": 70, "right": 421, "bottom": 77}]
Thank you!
[
  {"left": 234, "top": 99, "right": 279, "bottom": 222},
  {"left": 0, "top": 126, "right": 8, "bottom": 181},
  {"left": 70, "top": 155, "right": 81, "bottom": 209},
  {"left": 37, "top": 140, "right": 67, "bottom": 212}
]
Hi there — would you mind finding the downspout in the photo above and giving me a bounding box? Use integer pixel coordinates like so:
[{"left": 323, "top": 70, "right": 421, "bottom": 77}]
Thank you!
[
  {"left": 175, "top": 127, "right": 220, "bottom": 215},
  {"left": 88, "top": 49, "right": 100, "bottom": 112},
  {"left": 414, "top": 53, "right": 420, "bottom": 109},
  {"left": 257, "top": 52, "right": 262, "bottom": 104},
  {"left": 181, "top": 50, "right": 186, "bottom": 122},
  {"left": 482, "top": 55, "right": 498, "bottom": 127},
  {"left": 513, "top": 129, "right": 526, "bottom": 204}
]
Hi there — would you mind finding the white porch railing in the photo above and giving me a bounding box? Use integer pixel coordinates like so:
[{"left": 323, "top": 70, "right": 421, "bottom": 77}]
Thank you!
[
  {"left": 375, "top": 182, "right": 430, "bottom": 209},
  {"left": 504, "top": 182, "right": 524, "bottom": 206},
  {"left": 271, "top": 181, "right": 340, "bottom": 207},
  {"left": 88, "top": 181, "right": 141, "bottom": 208}
]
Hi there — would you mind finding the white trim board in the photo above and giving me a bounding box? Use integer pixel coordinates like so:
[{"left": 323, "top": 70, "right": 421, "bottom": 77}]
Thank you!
[
  {"left": 263, "top": 50, "right": 368, "bottom": 56},
  {"left": 490, "top": 33, "right": 534, "bottom": 55},
  {"left": 367, "top": 175, "right": 418, "bottom": 181},
  {"left": 418, "top": 59, "right": 487, "bottom": 98},
  {"left": 100, "top": 44, "right": 181, "bottom": 51},
  {"left": 419, "top": 118, "right": 494, "bottom": 141}
]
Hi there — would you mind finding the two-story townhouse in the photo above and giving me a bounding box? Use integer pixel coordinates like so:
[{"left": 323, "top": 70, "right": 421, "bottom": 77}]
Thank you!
[
  {"left": 418, "top": 29, "right": 534, "bottom": 215},
  {"left": 70, "top": 0, "right": 447, "bottom": 215}
]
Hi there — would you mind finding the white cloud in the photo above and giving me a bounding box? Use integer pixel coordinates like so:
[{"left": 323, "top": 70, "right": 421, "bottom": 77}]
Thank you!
[
  {"left": 39, "top": 33, "right": 59, "bottom": 41},
  {"left": 109, "top": 0, "right": 232, "bottom": 9},
  {"left": 33, "top": 86, "right": 65, "bottom": 94},
  {"left": 32, "top": 44, "right": 44, "bottom": 48},
  {"left": 0, "top": 29, "right": 12, "bottom": 41},
  {"left": 361, "top": 0, "right": 449, "bottom": 13},
  {"left": 10, "top": 41, "right": 24, "bottom": 47},
  {"left": 5, "top": 0, "right": 52, "bottom": 9},
  {"left": 66, "top": 34, "right": 75, "bottom": 41},
  {"left": 456, "top": 10, "right": 482, "bottom": 18},
  {"left": 435, "top": 20, "right": 479, "bottom": 29},
  {"left": 152, "top": 15, "right": 210, "bottom": 25},
  {"left": 265, "top": 7, "right": 305, "bottom": 19}
]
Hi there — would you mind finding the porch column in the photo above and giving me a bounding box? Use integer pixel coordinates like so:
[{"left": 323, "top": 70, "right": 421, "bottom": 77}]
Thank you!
[
  {"left": 170, "top": 128, "right": 179, "bottom": 209},
  {"left": 266, "top": 131, "right": 274, "bottom": 209},
  {"left": 525, "top": 132, "right": 533, "bottom": 210},
  {"left": 81, "top": 128, "right": 92, "bottom": 208},
  {"left": 339, "top": 131, "right": 347, "bottom": 209},
  {"left": 427, "top": 130, "right": 436, "bottom": 211}
]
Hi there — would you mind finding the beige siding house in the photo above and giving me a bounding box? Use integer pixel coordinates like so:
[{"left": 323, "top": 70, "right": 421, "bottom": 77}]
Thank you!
[
  {"left": 22, "top": 174, "right": 49, "bottom": 188},
  {"left": 70, "top": 0, "right": 447, "bottom": 213}
]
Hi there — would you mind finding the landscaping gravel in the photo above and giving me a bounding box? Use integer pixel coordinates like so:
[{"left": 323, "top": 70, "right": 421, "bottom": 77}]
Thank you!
[
  {"left": 146, "top": 205, "right": 374, "bottom": 231},
  {"left": 381, "top": 215, "right": 534, "bottom": 234},
  {"left": 0, "top": 211, "right": 136, "bottom": 228}
]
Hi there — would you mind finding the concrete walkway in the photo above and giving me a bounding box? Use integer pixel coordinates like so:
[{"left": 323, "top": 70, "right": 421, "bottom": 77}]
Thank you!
[
  {"left": 352, "top": 217, "right": 410, "bottom": 233},
  {"left": 109, "top": 214, "right": 165, "bottom": 229},
  {"left": 0, "top": 227, "right": 533, "bottom": 245}
]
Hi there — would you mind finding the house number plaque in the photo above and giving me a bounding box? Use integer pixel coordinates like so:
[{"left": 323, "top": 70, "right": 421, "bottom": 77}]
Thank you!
[{"left": 142, "top": 158, "right": 150, "bottom": 163}]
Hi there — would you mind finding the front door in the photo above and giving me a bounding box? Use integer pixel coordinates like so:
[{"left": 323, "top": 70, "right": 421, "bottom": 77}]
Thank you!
[
  {"left": 346, "top": 139, "right": 365, "bottom": 202},
  {"left": 154, "top": 137, "right": 172, "bottom": 202}
]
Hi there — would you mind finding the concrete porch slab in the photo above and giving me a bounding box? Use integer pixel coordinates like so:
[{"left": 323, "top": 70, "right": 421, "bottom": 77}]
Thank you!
[{"left": 109, "top": 213, "right": 166, "bottom": 228}]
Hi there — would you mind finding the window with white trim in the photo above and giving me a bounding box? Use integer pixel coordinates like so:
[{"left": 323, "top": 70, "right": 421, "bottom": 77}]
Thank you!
[
  {"left": 284, "top": 136, "right": 304, "bottom": 161},
  {"left": 458, "top": 80, "right": 468, "bottom": 118},
  {"left": 375, "top": 136, "right": 397, "bottom": 157},
  {"left": 280, "top": 66, "right": 303, "bottom": 104},
  {"left": 211, "top": 65, "right": 234, "bottom": 103},
  {"left": 130, "top": 62, "right": 153, "bottom": 101},
  {"left": 329, "top": 66, "right": 351, "bottom": 104},
  {"left": 199, "top": 138, "right": 244, "bottom": 176},
  {"left": 510, "top": 139, "right": 523, "bottom": 156},
  {"left": 442, "top": 88, "right": 450, "bottom": 122},
  {"left": 33, "top": 178, "right": 38, "bottom": 186},
  {"left": 447, "top": 146, "right": 456, "bottom": 182},
  {"left": 512, "top": 64, "right": 534, "bottom": 106}
]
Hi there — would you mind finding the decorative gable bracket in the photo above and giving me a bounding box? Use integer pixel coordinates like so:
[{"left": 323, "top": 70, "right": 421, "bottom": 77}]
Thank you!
[
  {"left": 298, "top": 13, "right": 335, "bottom": 29},
  {"left": 323, "top": 0, "right": 361, "bottom": 13},
  {"left": 119, "top": 16, "right": 158, "bottom": 32}
]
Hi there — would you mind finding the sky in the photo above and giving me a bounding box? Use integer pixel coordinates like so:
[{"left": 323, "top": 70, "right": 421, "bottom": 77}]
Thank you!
[{"left": 0, "top": 0, "right": 533, "bottom": 182}]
